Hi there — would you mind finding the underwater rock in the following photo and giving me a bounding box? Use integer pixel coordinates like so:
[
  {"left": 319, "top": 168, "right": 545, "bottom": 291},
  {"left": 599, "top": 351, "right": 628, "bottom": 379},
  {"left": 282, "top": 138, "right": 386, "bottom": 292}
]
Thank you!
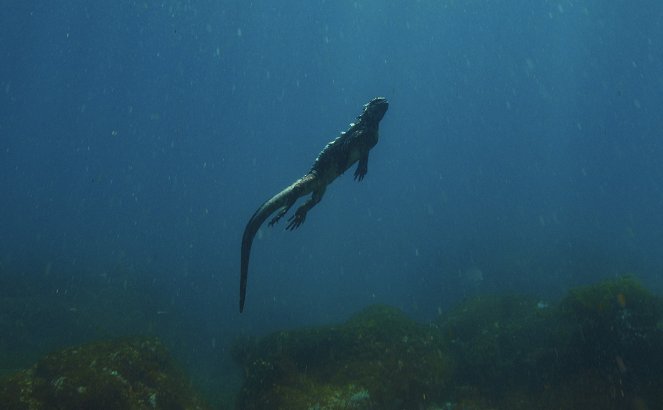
[
  {"left": 0, "top": 270, "right": 172, "bottom": 377},
  {"left": 0, "top": 337, "right": 210, "bottom": 410},
  {"left": 235, "top": 278, "right": 663, "bottom": 409},
  {"left": 233, "top": 305, "right": 452, "bottom": 410},
  {"left": 440, "top": 276, "right": 663, "bottom": 408},
  {"left": 551, "top": 276, "right": 663, "bottom": 407},
  {"left": 437, "top": 294, "right": 558, "bottom": 394},
  {"left": 558, "top": 276, "right": 663, "bottom": 370}
]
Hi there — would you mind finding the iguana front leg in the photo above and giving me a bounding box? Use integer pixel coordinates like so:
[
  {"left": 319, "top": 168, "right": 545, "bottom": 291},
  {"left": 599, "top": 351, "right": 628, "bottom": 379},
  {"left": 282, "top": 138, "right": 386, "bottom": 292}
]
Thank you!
[
  {"left": 354, "top": 153, "right": 369, "bottom": 181},
  {"left": 286, "top": 185, "right": 326, "bottom": 230}
]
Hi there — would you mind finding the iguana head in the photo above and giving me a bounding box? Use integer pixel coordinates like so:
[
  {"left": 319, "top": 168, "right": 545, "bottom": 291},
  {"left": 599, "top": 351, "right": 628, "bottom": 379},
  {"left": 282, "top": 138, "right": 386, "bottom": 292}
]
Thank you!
[{"left": 361, "top": 97, "right": 389, "bottom": 123}]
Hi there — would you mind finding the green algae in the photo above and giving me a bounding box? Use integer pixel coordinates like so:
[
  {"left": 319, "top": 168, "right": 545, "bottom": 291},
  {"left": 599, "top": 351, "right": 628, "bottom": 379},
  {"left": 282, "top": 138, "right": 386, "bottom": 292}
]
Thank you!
[
  {"left": 0, "top": 337, "right": 210, "bottom": 410},
  {"left": 8, "top": 276, "right": 660, "bottom": 409},
  {"left": 234, "top": 305, "right": 452, "bottom": 409},
  {"left": 234, "top": 277, "right": 663, "bottom": 409},
  {"left": 555, "top": 276, "right": 663, "bottom": 403},
  {"left": 438, "top": 294, "right": 558, "bottom": 394}
]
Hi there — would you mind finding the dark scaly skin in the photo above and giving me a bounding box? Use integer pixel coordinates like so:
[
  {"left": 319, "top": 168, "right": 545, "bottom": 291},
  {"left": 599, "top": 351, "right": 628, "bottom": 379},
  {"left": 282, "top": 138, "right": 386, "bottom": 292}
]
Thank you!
[{"left": 239, "top": 97, "right": 389, "bottom": 312}]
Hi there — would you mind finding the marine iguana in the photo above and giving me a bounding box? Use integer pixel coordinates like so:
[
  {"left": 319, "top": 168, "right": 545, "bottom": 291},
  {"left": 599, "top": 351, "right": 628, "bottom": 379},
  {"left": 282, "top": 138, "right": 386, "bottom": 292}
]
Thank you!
[{"left": 239, "top": 97, "right": 389, "bottom": 312}]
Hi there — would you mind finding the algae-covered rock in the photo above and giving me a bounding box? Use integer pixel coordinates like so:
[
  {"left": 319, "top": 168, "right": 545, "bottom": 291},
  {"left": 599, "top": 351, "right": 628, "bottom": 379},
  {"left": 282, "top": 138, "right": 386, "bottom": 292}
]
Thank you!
[
  {"left": 554, "top": 276, "right": 663, "bottom": 406},
  {"left": 234, "top": 278, "right": 663, "bottom": 409},
  {"left": 233, "top": 305, "right": 452, "bottom": 410},
  {"left": 437, "top": 277, "right": 663, "bottom": 408},
  {"left": 558, "top": 276, "right": 663, "bottom": 368},
  {"left": 0, "top": 337, "right": 210, "bottom": 410},
  {"left": 437, "top": 294, "right": 558, "bottom": 394}
]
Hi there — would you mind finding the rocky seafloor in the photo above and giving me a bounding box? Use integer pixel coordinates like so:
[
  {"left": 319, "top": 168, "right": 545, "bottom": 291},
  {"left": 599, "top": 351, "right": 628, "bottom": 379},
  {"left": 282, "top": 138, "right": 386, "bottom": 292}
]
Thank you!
[
  {"left": 232, "top": 276, "right": 663, "bottom": 409},
  {"left": 0, "top": 337, "right": 209, "bottom": 409},
  {"left": 2, "top": 276, "right": 662, "bottom": 409}
]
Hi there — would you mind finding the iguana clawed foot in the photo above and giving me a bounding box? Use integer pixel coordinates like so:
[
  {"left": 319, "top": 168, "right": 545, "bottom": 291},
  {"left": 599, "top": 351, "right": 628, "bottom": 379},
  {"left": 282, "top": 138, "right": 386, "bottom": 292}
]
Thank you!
[
  {"left": 286, "top": 209, "right": 306, "bottom": 230},
  {"left": 268, "top": 205, "right": 292, "bottom": 226},
  {"left": 354, "top": 165, "right": 367, "bottom": 181}
]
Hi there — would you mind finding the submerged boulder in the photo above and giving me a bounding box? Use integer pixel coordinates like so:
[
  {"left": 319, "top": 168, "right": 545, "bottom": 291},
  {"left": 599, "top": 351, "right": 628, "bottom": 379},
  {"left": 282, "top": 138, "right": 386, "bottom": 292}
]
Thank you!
[
  {"left": 439, "top": 276, "right": 663, "bottom": 408},
  {"left": 550, "top": 276, "right": 663, "bottom": 408},
  {"left": 0, "top": 337, "right": 209, "bottom": 410},
  {"left": 558, "top": 276, "right": 663, "bottom": 372},
  {"left": 233, "top": 305, "right": 452, "bottom": 410},
  {"left": 437, "top": 294, "right": 558, "bottom": 394},
  {"left": 234, "top": 277, "right": 663, "bottom": 409}
]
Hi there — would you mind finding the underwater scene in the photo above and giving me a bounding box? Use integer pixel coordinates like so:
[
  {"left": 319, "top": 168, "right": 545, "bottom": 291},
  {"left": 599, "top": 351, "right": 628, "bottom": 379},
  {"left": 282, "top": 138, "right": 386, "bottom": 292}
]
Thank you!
[{"left": 2, "top": 1, "right": 663, "bottom": 409}]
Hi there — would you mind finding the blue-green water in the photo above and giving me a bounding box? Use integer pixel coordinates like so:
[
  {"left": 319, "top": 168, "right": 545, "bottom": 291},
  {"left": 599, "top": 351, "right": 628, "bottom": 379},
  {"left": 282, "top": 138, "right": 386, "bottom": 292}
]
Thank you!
[{"left": 2, "top": 1, "right": 663, "bottom": 406}]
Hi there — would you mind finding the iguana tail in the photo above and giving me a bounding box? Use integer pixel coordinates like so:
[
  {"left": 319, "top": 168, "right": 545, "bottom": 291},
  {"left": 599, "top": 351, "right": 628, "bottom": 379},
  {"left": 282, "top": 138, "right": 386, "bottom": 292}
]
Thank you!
[{"left": 240, "top": 185, "right": 295, "bottom": 312}]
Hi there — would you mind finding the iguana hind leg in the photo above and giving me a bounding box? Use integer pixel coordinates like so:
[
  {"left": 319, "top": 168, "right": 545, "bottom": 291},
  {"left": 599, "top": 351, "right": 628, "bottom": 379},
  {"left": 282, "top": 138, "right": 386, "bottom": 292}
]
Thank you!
[
  {"left": 270, "top": 172, "right": 320, "bottom": 228},
  {"left": 286, "top": 185, "right": 326, "bottom": 230},
  {"left": 269, "top": 203, "right": 294, "bottom": 226}
]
